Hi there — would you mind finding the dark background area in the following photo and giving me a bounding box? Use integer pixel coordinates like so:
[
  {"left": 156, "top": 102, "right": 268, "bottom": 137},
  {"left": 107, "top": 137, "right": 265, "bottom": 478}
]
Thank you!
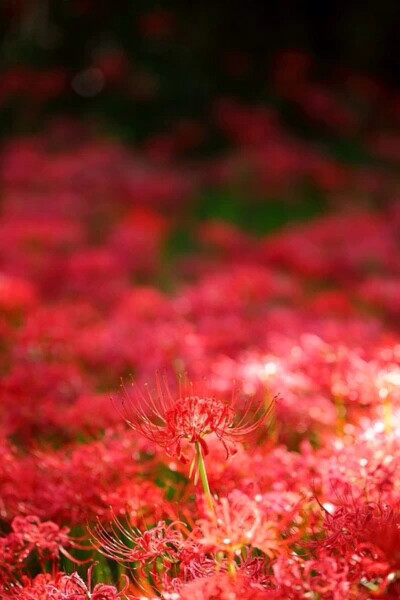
[{"left": 1, "top": 0, "right": 399, "bottom": 143}]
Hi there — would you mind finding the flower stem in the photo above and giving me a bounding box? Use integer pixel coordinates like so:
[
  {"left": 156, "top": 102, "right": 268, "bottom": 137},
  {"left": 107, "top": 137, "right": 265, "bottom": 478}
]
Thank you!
[
  {"left": 194, "top": 441, "right": 216, "bottom": 518},
  {"left": 227, "top": 554, "right": 237, "bottom": 577}
]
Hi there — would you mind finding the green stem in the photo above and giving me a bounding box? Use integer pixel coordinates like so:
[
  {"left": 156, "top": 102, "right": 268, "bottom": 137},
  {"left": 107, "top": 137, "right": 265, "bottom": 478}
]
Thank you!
[
  {"left": 194, "top": 441, "right": 216, "bottom": 518},
  {"left": 227, "top": 554, "right": 237, "bottom": 577}
]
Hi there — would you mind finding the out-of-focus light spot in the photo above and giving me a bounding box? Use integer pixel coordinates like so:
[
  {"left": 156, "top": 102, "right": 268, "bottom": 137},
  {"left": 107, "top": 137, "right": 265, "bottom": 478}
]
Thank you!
[
  {"left": 264, "top": 361, "right": 277, "bottom": 376},
  {"left": 71, "top": 67, "right": 104, "bottom": 97},
  {"left": 343, "top": 423, "right": 355, "bottom": 434},
  {"left": 291, "top": 346, "right": 302, "bottom": 358},
  {"left": 385, "top": 370, "right": 400, "bottom": 386},
  {"left": 322, "top": 502, "right": 335, "bottom": 514},
  {"left": 364, "top": 420, "right": 385, "bottom": 440}
]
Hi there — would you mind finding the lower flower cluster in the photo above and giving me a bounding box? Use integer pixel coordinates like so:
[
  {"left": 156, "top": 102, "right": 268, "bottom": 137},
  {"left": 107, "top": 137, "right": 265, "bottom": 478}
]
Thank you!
[{"left": 1, "top": 68, "right": 400, "bottom": 598}]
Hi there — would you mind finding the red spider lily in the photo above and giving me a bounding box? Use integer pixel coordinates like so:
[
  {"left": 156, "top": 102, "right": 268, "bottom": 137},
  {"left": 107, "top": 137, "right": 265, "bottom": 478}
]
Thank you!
[
  {"left": 91, "top": 517, "right": 186, "bottom": 574},
  {"left": 361, "top": 504, "right": 400, "bottom": 569},
  {"left": 0, "top": 531, "right": 26, "bottom": 583},
  {"left": 57, "top": 568, "right": 129, "bottom": 600},
  {"left": 319, "top": 496, "right": 400, "bottom": 571},
  {"left": 116, "top": 373, "right": 272, "bottom": 463},
  {"left": 0, "top": 516, "right": 90, "bottom": 582},
  {"left": 11, "top": 515, "right": 72, "bottom": 559},
  {"left": 91, "top": 518, "right": 218, "bottom": 596},
  {"left": 194, "top": 490, "right": 299, "bottom": 560},
  {"left": 177, "top": 569, "right": 272, "bottom": 600},
  {"left": 6, "top": 567, "right": 128, "bottom": 599},
  {"left": 272, "top": 553, "right": 364, "bottom": 600}
]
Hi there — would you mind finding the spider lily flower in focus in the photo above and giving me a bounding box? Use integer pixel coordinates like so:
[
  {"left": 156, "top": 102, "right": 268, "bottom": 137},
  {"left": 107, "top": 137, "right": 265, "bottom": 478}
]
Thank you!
[
  {"left": 115, "top": 372, "right": 273, "bottom": 466},
  {"left": 115, "top": 372, "right": 273, "bottom": 518}
]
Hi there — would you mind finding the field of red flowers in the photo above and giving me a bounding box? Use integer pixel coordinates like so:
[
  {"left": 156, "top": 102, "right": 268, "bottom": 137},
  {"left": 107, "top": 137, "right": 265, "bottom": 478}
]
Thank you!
[{"left": 1, "top": 60, "right": 400, "bottom": 599}]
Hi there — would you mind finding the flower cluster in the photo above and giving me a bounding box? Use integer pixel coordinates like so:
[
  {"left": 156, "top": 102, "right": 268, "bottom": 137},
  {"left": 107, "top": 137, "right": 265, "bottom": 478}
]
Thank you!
[
  {"left": 0, "top": 56, "right": 400, "bottom": 600},
  {"left": 0, "top": 515, "right": 81, "bottom": 584}
]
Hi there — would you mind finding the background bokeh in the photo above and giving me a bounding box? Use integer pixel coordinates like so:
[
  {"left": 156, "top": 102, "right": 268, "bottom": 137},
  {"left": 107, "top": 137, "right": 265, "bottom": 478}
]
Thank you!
[
  {"left": 2, "top": 1, "right": 400, "bottom": 234},
  {"left": 2, "top": 1, "right": 400, "bottom": 139},
  {"left": 1, "top": 4, "right": 400, "bottom": 598}
]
